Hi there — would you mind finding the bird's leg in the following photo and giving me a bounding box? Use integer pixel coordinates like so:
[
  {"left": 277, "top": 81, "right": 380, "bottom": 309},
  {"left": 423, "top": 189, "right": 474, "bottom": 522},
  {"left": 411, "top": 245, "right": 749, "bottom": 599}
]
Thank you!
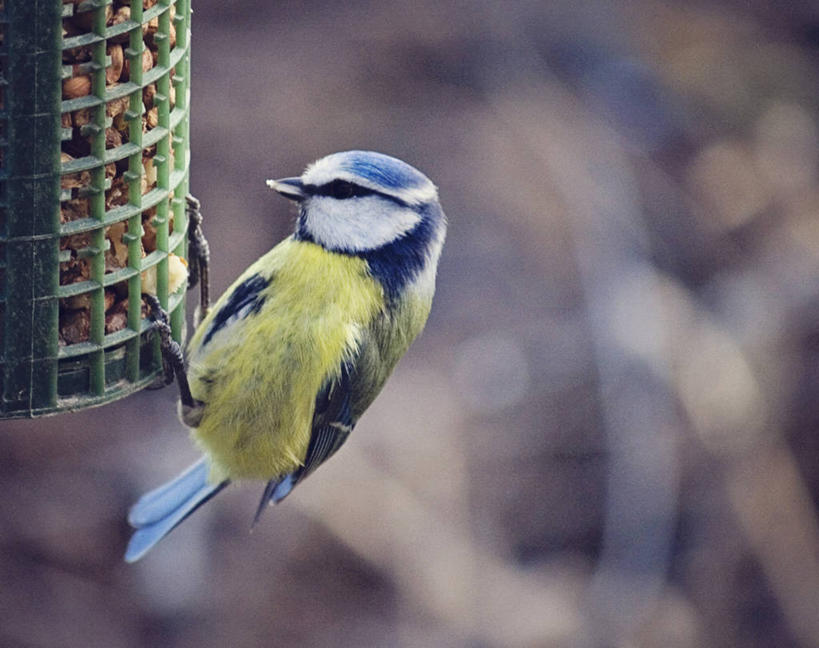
[
  {"left": 185, "top": 194, "right": 211, "bottom": 327},
  {"left": 144, "top": 294, "right": 204, "bottom": 426}
]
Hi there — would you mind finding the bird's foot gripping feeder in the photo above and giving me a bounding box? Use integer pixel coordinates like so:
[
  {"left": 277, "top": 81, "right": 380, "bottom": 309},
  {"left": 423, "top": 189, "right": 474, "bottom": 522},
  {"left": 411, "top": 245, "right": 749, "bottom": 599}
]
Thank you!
[{"left": 0, "top": 0, "right": 194, "bottom": 417}]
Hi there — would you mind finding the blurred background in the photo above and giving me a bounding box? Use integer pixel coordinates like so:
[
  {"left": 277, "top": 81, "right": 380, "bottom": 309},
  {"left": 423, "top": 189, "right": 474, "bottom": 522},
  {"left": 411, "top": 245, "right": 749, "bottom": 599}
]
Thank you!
[{"left": 3, "top": 0, "right": 819, "bottom": 646}]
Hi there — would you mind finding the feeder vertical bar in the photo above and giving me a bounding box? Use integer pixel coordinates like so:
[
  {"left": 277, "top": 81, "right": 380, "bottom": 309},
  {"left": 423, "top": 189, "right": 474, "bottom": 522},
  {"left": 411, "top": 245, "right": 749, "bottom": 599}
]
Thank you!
[
  {"left": 169, "top": 0, "right": 190, "bottom": 339},
  {"left": 125, "top": 0, "right": 147, "bottom": 382},
  {"left": 87, "top": 0, "right": 109, "bottom": 395},
  {"left": 126, "top": 0, "right": 145, "bottom": 212},
  {"left": 2, "top": 1, "right": 62, "bottom": 414},
  {"left": 153, "top": 0, "right": 171, "bottom": 308},
  {"left": 0, "top": 2, "right": 8, "bottom": 382}
]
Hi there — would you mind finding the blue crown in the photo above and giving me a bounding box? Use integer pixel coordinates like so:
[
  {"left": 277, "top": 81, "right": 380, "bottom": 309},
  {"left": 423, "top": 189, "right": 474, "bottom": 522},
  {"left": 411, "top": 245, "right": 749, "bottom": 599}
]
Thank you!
[{"left": 335, "top": 150, "right": 431, "bottom": 193}]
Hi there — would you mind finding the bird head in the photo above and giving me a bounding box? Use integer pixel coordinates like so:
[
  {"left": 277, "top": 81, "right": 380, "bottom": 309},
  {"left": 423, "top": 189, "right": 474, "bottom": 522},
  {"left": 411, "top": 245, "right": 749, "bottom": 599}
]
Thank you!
[{"left": 267, "top": 150, "right": 446, "bottom": 297}]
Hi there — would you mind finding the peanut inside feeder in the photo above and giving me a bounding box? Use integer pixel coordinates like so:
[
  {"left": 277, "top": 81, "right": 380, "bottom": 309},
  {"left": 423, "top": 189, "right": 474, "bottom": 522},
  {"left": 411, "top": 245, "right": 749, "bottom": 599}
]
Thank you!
[{"left": 59, "top": 0, "right": 185, "bottom": 346}]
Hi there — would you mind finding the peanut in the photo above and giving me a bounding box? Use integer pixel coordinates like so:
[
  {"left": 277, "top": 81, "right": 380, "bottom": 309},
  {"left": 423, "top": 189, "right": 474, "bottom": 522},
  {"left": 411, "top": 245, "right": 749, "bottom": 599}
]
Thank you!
[{"left": 62, "top": 75, "right": 91, "bottom": 99}]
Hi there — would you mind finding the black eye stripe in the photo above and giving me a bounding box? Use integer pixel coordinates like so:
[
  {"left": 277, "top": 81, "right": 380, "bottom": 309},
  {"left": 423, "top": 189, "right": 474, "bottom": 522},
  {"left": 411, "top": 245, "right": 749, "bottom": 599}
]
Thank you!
[
  {"left": 305, "top": 180, "right": 375, "bottom": 200},
  {"left": 301, "top": 180, "right": 412, "bottom": 207}
]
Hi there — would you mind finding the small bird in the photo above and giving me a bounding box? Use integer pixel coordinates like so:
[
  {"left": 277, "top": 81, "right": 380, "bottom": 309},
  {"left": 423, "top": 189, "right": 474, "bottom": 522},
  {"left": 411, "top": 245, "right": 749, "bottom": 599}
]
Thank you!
[{"left": 125, "top": 151, "right": 447, "bottom": 561}]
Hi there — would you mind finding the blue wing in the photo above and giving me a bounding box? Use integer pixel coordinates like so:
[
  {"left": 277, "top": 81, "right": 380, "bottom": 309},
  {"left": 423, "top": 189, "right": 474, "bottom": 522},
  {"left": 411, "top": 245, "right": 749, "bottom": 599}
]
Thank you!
[
  {"left": 300, "top": 360, "right": 354, "bottom": 477},
  {"left": 253, "top": 361, "right": 355, "bottom": 522}
]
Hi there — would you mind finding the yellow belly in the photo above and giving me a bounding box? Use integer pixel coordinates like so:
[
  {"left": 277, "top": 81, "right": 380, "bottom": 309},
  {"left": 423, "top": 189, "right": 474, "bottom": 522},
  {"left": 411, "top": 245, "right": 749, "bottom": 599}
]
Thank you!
[{"left": 184, "top": 237, "right": 384, "bottom": 481}]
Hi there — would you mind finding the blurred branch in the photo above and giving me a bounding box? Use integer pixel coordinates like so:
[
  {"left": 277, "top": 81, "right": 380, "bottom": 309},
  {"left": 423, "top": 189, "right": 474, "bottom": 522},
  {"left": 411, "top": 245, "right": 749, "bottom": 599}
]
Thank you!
[
  {"left": 474, "top": 29, "right": 683, "bottom": 642},
  {"left": 512, "top": 89, "right": 680, "bottom": 647},
  {"left": 293, "top": 447, "right": 582, "bottom": 647},
  {"left": 478, "top": 45, "right": 819, "bottom": 646},
  {"left": 727, "top": 445, "right": 819, "bottom": 648}
]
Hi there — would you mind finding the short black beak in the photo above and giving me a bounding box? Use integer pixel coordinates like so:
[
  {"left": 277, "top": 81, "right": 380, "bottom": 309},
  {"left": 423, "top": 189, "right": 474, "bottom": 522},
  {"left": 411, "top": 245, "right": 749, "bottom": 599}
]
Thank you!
[{"left": 266, "top": 177, "right": 306, "bottom": 202}]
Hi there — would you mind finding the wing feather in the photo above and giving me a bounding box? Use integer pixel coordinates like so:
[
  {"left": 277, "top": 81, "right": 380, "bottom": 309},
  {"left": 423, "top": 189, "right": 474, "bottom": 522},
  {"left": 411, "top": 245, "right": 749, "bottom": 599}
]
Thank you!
[
  {"left": 201, "top": 273, "right": 268, "bottom": 347},
  {"left": 255, "top": 360, "right": 355, "bottom": 510}
]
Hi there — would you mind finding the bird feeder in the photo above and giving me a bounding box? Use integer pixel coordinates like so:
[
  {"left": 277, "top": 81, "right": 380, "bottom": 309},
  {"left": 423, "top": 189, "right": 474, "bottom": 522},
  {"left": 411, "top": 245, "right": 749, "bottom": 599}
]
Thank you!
[{"left": 0, "top": 0, "right": 192, "bottom": 418}]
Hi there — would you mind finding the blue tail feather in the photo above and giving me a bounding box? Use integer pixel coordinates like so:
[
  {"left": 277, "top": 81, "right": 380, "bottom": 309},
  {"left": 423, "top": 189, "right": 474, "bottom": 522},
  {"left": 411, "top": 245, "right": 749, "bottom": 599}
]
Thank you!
[
  {"left": 128, "top": 457, "right": 211, "bottom": 527},
  {"left": 124, "top": 457, "right": 227, "bottom": 563}
]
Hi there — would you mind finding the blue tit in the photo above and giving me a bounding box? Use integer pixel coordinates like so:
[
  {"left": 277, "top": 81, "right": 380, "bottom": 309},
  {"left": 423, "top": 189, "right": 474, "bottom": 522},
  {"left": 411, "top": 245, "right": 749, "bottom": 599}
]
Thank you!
[{"left": 125, "top": 151, "right": 447, "bottom": 562}]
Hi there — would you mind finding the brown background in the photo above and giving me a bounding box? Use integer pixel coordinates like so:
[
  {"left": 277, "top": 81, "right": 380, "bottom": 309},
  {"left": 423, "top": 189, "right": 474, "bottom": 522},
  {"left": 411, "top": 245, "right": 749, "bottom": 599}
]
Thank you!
[{"left": 3, "top": 1, "right": 819, "bottom": 646}]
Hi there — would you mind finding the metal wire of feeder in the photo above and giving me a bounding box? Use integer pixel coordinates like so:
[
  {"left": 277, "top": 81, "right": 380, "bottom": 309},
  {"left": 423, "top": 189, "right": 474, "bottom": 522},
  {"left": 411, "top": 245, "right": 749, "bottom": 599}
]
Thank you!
[{"left": 0, "top": 0, "right": 193, "bottom": 418}]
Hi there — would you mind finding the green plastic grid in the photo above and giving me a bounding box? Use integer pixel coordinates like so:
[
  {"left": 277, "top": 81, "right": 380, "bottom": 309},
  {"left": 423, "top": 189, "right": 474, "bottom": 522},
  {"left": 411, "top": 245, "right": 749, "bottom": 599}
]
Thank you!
[{"left": 0, "top": 0, "right": 192, "bottom": 418}]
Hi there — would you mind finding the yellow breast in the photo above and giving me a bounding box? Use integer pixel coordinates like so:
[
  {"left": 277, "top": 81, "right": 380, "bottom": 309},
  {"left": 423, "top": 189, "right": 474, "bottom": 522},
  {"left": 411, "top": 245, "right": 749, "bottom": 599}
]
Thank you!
[{"left": 185, "top": 237, "right": 384, "bottom": 482}]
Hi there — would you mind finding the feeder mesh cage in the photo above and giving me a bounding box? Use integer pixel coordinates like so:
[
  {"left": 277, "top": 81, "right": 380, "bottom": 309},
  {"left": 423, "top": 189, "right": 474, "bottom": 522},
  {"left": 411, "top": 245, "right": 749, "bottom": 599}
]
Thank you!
[{"left": 0, "top": 0, "right": 192, "bottom": 418}]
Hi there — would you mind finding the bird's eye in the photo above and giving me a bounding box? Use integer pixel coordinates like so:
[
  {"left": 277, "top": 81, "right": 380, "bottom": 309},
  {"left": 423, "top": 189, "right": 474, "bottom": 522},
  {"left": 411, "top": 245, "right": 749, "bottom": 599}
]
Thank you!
[
  {"left": 329, "top": 180, "right": 357, "bottom": 199},
  {"left": 311, "top": 179, "right": 374, "bottom": 200}
]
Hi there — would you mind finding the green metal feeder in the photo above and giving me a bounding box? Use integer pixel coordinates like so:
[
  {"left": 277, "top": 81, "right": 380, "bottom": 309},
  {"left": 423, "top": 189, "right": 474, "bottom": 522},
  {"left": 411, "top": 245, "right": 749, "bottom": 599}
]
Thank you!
[{"left": 0, "top": 0, "right": 193, "bottom": 418}]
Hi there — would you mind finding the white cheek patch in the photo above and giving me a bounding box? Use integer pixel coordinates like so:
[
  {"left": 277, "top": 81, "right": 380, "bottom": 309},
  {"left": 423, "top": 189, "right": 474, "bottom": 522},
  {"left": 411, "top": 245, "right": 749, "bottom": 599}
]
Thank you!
[{"left": 304, "top": 196, "right": 422, "bottom": 252}]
